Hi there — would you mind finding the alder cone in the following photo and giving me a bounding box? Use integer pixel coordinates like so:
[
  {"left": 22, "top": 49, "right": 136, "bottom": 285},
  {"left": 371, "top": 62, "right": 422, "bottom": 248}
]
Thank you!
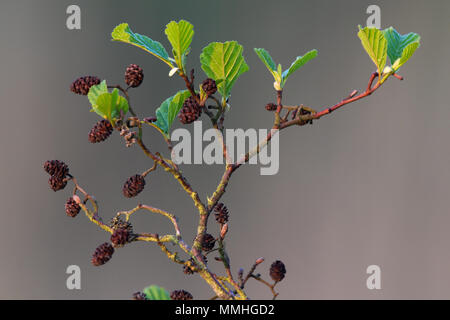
[
  {"left": 125, "top": 64, "right": 144, "bottom": 88},
  {"left": 269, "top": 260, "right": 286, "bottom": 282},
  {"left": 178, "top": 96, "right": 202, "bottom": 124},
  {"left": 70, "top": 76, "right": 101, "bottom": 95},
  {"left": 265, "top": 103, "right": 277, "bottom": 111},
  {"left": 214, "top": 203, "right": 229, "bottom": 224},
  {"left": 132, "top": 292, "right": 147, "bottom": 300},
  {"left": 110, "top": 228, "right": 130, "bottom": 247},
  {"left": 44, "top": 160, "right": 69, "bottom": 179},
  {"left": 122, "top": 174, "right": 146, "bottom": 198},
  {"left": 170, "top": 290, "right": 193, "bottom": 300},
  {"left": 91, "top": 242, "right": 114, "bottom": 266},
  {"left": 201, "top": 78, "right": 217, "bottom": 96},
  {"left": 65, "top": 197, "right": 81, "bottom": 217},
  {"left": 48, "top": 175, "right": 67, "bottom": 191},
  {"left": 88, "top": 120, "right": 113, "bottom": 143},
  {"left": 201, "top": 233, "right": 216, "bottom": 251}
]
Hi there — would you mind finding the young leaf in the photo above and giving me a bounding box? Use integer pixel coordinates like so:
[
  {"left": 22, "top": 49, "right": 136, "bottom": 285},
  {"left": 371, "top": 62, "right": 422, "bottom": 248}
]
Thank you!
[
  {"left": 254, "top": 48, "right": 277, "bottom": 75},
  {"left": 92, "top": 89, "right": 129, "bottom": 122},
  {"left": 88, "top": 80, "right": 108, "bottom": 106},
  {"left": 200, "top": 41, "right": 249, "bottom": 98},
  {"left": 382, "top": 27, "right": 420, "bottom": 71},
  {"left": 142, "top": 285, "right": 170, "bottom": 300},
  {"left": 165, "top": 20, "right": 194, "bottom": 70},
  {"left": 281, "top": 49, "right": 318, "bottom": 87},
  {"left": 111, "top": 23, "right": 173, "bottom": 68},
  {"left": 154, "top": 90, "right": 191, "bottom": 136},
  {"left": 357, "top": 26, "right": 388, "bottom": 77}
]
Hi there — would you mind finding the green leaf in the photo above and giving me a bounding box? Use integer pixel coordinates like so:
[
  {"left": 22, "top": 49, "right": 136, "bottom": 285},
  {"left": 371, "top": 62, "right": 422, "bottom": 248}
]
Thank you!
[
  {"left": 200, "top": 41, "right": 249, "bottom": 98},
  {"left": 382, "top": 27, "right": 420, "bottom": 71},
  {"left": 112, "top": 23, "right": 173, "bottom": 68},
  {"left": 254, "top": 48, "right": 277, "bottom": 73},
  {"left": 281, "top": 49, "right": 317, "bottom": 87},
  {"left": 165, "top": 20, "right": 194, "bottom": 70},
  {"left": 88, "top": 80, "right": 108, "bottom": 106},
  {"left": 155, "top": 90, "right": 191, "bottom": 136},
  {"left": 357, "top": 26, "right": 388, "bottom": 76},
  {"left": 142, "top": 285, "right": 170, "bottom": 300},
  {"left": 92, "top": 89, "right": 129, "bottom": 122}
]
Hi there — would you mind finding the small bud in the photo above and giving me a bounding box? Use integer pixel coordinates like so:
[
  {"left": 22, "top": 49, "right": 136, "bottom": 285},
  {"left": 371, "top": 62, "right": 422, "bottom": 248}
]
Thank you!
[
  {"left": 72, "top": 195, "right": 81, "bottom": 204},
  {"left": 238, "top": 268, "right": 244, "bottom": 281},
  {"left": 169, "top": 67, "right": 179, "bottom": 77},
  {"left": 382, "top": 66, "right": 393, "bottom": 75},
  {"left": 220, "top": 223, "right": 228, "bottom": 240},
  {"left": 255, "top": 257, "right": 265, "bottom": 265},
  {"left": 273, "top": 81, "right": 282, "bottom": 91}
]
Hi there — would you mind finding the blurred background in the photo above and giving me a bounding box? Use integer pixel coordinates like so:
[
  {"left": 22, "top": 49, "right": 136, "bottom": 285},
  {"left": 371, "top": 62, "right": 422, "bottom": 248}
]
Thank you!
[{"left": 1, "top": 0, "right": 449, "bottom": 299}]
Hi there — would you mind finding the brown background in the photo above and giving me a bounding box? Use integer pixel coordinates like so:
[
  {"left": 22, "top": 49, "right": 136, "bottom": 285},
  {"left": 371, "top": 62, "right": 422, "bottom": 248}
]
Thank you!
[{"left": 0, "top": 0, "right": 449, "bottom": 299}]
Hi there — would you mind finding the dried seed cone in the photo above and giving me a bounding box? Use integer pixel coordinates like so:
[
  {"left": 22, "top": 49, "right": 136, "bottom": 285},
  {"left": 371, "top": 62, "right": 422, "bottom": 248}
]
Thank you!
[
  {"left": 111, "top": 228, "right": 130, "bottom": 247},
  {"left": 178, "top": 96, "right": 202, "bottom": 124},
  {"left": 170, "top": 290, "right": 193, "bottom": 300},
  {"left": 122, "top": 174, "right": 146, "bottom": 198},
  {"left": 265, "top": 103, "right": 277, "bottom": 111},
  {"left": 202, "top": 78, "right": 217, "bottom": 96},
  {"left": 49, "top": 175, "right": 67, "bottom": 191},
  {"left": 125, "top": 64, "right": 144, "bottom": 88},
  {"left": 88, "top": 120, "right": 113, "bottom": 143},
  {"left": 183, "top": 259, "right": 197, "bottom": 275},
  {"left": 269, "top": 260, "right": 286, "bottom": 282},
  {"left": 65, "top": 197, "right": 81, "bottom": 217},
  {"left": 44, "top": 160, "right": 69, "bottom": 178},
  {"left": 91, "top": 242, "right": 114, "bottom": 266},
  {"left": 70, "top": 76, "right": 101, "bottom": 95},
  {"left": 110, "top": 216, "right": 133, "bottom": 233},
  {"left": 214, "top": 203, "right": 229, "bottom": 224},
  {"left": 201, "top": 233, "right": 216, "bottom": 251},
  {"left": 132, "top": 292, "right": 147, "bottom": 300}
]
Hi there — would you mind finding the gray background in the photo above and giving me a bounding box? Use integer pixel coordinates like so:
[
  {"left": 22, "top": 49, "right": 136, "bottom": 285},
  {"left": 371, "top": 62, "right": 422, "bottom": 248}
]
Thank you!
[{"left": 0, "top": 0, "right": 449, "bottom": 299}]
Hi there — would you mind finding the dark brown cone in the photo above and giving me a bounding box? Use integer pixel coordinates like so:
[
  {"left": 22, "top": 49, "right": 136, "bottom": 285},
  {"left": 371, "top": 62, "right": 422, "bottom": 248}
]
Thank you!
[
  {"left": 70, "top": 76, "right": 101, "bottom": 95},
  {"left": 132, "top": 292, "right": 147, "bottom": 300},
  {"left": 170, "top": 290, "right": 193, "bottom": 300},
  {"left": 44, "top": 160, "right": 69, "bottom": 178},
  {"left": 125, "top": 64, "right": 144, "bottom": 88},
  {"left": 122, "top": 174, "right": 146, "bottom": 198},
  {"left": 111, "top": 228, "right": 130, "bottom": 247},
  {"left": 49, "top": 175, "right": 67, "bottom": 191},
  {"left": 88, "top": 120, "right": 113, "bottom": 143},
  {"left": 201, "top": 233, "right": 216, "bottom": 251},
  {"left": 265, "top": 103, "right": 277, "bottom": 111},
  {"left": 201, "top": 78, "right": 217, "bottom": 96},
  {"left": 299, "top": 107, "right": 313, "bottom": 125},
  {"left": 110, "top": 216, "right": 133, "bottom": 233},
  {"left": 183, "top": 259, "right": 197, "bottom": 275},
  {"left": 91, "top": 242, "right": 114, "bottom": 266},
  {"left": 214, "top": 203, "right": 229, "bottom": 224},
  {"left": 65, "top": 197, "right": 81, "bottom": 217},
  {"left": 178, "top": 96, "right": 202, "bottom": 124},
  {"left": 269, "top": 260, "right": 286, "bottom": 282}
]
